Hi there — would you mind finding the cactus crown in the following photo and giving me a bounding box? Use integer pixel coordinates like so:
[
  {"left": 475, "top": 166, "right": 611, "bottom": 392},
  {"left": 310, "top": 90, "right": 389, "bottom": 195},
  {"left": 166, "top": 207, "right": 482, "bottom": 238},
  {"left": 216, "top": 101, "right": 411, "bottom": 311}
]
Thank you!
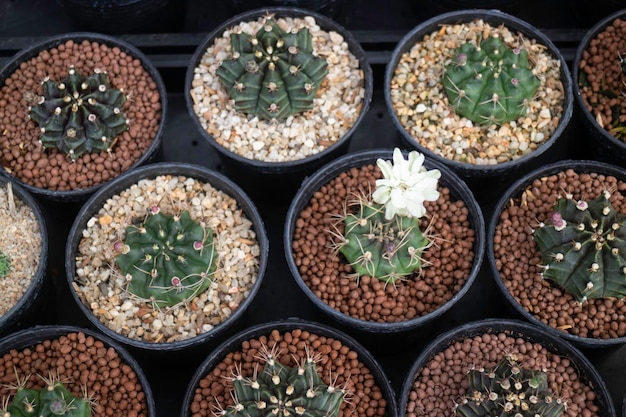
[
  {"left": 216, "top": 16, "right": 329, "bottom": 120},
  {"left": 454, "top": 355, "right": 565, "bottom": 417},
  {"left": 29, "top": 67, "right": 127, "bottom": 161},
  {"left": 442, "top": 36, "right": 540, "bottom": 125},
  {"left": 0, "top": 249, "right": 9, "bottom": 278},
  {"left": 533, "top": 190, "right": 626, "bottom": 303},
  {"left": 114, "top": 207, "right": 218, "bottom": 308},
  {"left": 2, "top": 371, "right": 92, "bottom": 417},
  {"left": 220, "top": 344, "right": 346, "bottom": 417}
]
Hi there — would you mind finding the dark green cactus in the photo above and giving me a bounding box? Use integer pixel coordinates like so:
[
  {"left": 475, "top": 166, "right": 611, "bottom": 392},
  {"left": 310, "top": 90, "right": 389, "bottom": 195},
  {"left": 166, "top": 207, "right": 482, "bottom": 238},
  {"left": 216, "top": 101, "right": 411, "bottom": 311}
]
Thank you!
[
  {"left": 3, "top": 373, "right": 92, "bottom": 417},
  {"left": 29, "top": 67, "right": 127, "bottom": 161},
  {"left": 114, "top": 207, "right": 218, "bottom": 308},
  {"left": 334, "top": 199, "right": 430, "bottom": 284},
  {"left": 221, "top": 346, "right": 345, "bottom": 417},
  {"left": 442, "top": 36, "right": 540, "bottom": 125},
  {"left": 533, "top": 191, "right": 626, "bottom": 303},
  {"left": 454, "top": 356, "right": 565, "bottom": 417},
  {"left": 216, "top": 17, "right": 329, "bottom": 120},
  {"left": 0, "top": 249, "right": 9, "bottom": 278}
]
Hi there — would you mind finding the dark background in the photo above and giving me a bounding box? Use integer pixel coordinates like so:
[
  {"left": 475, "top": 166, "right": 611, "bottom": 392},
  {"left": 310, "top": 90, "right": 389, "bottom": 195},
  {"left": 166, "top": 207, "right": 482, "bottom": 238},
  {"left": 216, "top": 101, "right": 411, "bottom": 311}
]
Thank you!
[{"left": 1, "top": 1, "right": 625, "bottom": 416}]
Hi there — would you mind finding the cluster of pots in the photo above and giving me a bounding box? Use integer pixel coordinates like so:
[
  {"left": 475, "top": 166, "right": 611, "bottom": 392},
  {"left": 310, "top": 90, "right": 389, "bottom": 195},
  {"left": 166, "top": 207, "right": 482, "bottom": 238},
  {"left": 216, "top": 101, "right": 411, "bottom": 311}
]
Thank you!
[{"left": 0, "top": 5, "right": 626, "bottom": 417}]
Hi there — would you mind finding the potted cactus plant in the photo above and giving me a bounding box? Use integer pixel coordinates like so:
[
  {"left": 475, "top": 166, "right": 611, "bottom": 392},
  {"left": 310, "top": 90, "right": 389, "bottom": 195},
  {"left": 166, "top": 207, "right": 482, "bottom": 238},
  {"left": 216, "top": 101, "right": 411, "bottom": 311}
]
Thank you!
[
  {"left": 185, "top": 7, "right": 372, "bottom": 201},
  {"left": 65, "top": 162, "right": 268, "bottom": 352}
]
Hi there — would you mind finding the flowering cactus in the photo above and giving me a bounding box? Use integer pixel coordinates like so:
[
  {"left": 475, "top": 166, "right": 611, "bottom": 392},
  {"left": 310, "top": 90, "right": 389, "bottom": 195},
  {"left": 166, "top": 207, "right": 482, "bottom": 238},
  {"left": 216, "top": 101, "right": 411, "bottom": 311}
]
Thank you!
[
  {"left": 216, "top": 16, "right": 328, "bottom": 120},
  {"left": 442, "top": 36, "right": 540, "bottom": 125},
  {"left": 0, "top": 249, "right": 9, "bottom": 278},
  {"left": 28, "top": 67, "right": 127, "bottom": 161}
]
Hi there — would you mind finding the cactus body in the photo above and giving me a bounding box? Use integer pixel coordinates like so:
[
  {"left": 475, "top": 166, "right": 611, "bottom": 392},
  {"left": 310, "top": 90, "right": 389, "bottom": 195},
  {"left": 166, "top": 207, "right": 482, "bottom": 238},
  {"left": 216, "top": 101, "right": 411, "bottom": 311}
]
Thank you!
[
  {"left": 442, "top": 36, "right": 540, "bottom": 125},
  {"left": 338, "top": 200, "right": 429, "bottom": 283},
  {"left": 115, "top": 208, "right": 217, "bottom": 308},
  {"left": 216, "top": 17, "right": 328, "bottom": 120},
  {"left": 6, "top": 378, "right": 91, "bottom": 417},
  {"left": 455, "top": 356, "right": 564, "bottom": 417},
  {"left": 29, "top": 67, "right": 127, "bottom": 161},
  {"left": 533, "top": 191, "right": 626, "bottom": 303},
  {"left": 0, "top": 249, "right": 9, "bottom": 278},
  {"left": 223, "top": 348, "right": 344, "bottom": 417}
]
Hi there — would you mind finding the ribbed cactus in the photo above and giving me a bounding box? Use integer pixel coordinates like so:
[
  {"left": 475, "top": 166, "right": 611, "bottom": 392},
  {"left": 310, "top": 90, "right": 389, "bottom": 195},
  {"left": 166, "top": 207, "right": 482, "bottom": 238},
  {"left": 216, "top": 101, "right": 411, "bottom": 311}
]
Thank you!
[
  {"left": 442, "top": 36, "right": 540, "bottom": 125},
  {"left": 0, "top": 249, "right": 9, "bottom": 278},
  {"left": 533, "top": 191, "right": 626, "bottom": 303},
  {"left": 333, "top": 199, "right": 430, "bottom": 284},
  {"left": 114, "top": 207, "right": 218, "bottom": 308},
  {"left": 28, "top": 67, "right": 127, "bottom": 161},
  {"left": 216, "top": 16, "right": 329, "bottom": 120},
  {"left": 454, "top": 356, "right": 565, "bottom": 417},
  {"left": 3, "top": 373, "right": 92, "bottom": 417},
  {"left": 221, "top": 345, "right": 345, "bottom": 417}
]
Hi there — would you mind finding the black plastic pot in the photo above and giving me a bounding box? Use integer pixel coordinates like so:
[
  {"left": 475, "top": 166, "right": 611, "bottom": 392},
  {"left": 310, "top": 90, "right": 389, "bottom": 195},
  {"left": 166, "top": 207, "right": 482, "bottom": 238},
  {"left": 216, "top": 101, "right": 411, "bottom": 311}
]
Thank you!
[
  {"left": 231, "top": 0, "right": 345, "bottom": 22},
  {"left": 572, "top": 9, "right": 626, "bottom": 166},
  {"left": 0, "top": 32, "right": 167, "bottom": 203},
  {"left": 0, "top": 324, "right": 156, "bottom": 417},
  {"left": 0, "top": 177, "right": 48, "bottom": 336},
  {"left": 488, "top": 159, "right": 626, "bottom": 348},
  {"left": 65, "top": 162, "right": 269, "bottom": 353},
  {"left": 180, "top": 318, "right": 398, "bottom": 417},
  {"left": 184, "top": 7, "right": 373, "bottom": 203},
  {"left": 398, "top": 318, "right": 616, "bottom": 417},
  {"left": 284, "top": 149, "right": 485, "bottom": 352},
  {"left": 384, "top": 9, "right": 574, "bottom": 183}
]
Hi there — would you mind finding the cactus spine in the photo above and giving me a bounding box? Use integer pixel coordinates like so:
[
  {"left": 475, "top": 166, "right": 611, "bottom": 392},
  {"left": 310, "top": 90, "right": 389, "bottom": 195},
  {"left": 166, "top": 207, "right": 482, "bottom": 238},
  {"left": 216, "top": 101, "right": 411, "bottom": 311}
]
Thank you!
[
  {"left": 442, "top": 36, "right": 540, "bottom": 125},
  {"left": 454, "top": 356, "right": 565, "bottom": 417},
  {"left": 216, "top": 16, "right": 329, "bottom": 120},
  {"left": 533, "top": 190, "right": 626, "bottom": 303},
  {"left": 114, "top": 207, "right": 218, "bottom": 308},
  {"left": 0, "top": 249, "right": 9, "bottom": 278},
  {"left": 28, "top": 67, "right": 127, "bottom": 161}
]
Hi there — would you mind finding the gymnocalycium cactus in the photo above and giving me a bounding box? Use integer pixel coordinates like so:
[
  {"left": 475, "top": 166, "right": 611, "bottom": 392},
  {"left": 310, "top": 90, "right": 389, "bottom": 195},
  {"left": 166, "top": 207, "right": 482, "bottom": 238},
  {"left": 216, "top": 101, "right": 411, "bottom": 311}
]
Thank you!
[
  {"left": 2, "top": 372, "right": 92, "bottom": 417},
  {"left": 114, "top": 207, "right": 218, "bottom": 308},
  {"left": 533, "top": 190, "right": 626, "bottom": 303},
  {"left": 216, "top": 16, "right": 329, "bottom": 120},
  {"left": 330, "top": 148, "right": 440, "bottom": 284},
  {"left": 28, "top": 67, "right": 128, "bottom": 161},
  {"left": 0, "top": 249, "right": 9, "bottom": 278},
  {"left": 219, "top": 345, "right": 346, "bottom": 417},
  {"left": 454, "top": 355, "right": 565, "bottom": 417},
  {"left": 442, "top": 36, "right": 540, "bottom": 125}
]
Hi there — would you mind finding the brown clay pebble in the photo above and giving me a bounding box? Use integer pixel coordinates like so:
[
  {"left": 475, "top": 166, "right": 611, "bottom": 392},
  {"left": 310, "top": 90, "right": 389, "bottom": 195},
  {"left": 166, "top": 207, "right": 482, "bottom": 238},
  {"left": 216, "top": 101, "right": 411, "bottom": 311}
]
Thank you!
[
  {"left": 493, "top": 169, "right": 626, "bottom": 339},
  {"left": 291, "top": 163, "right": 475, "bottom": 322},
  {"left": 0, "top": 39, "right": 161, "bottom": 191},
  {"left": 0, "top": 332, "right": 149, "bottom": 417},
  {"left": 189, "top": 329, "right": 387, "bottom": 417},
  {"left": 405, "top": 332, "right": 601, "bottom": 417}
]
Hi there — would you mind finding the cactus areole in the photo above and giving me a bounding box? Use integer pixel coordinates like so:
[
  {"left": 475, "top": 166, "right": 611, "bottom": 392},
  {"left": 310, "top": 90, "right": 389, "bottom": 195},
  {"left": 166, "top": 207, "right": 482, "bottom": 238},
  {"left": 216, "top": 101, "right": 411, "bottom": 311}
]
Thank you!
[
  {"left": 29, "top": 67, "right": 128, "bottom": 161},
  {"left": 115, "top": 208, "right": 218, "bottom": 308},
  {"left": 533, "top": 191, "right": 626, "bottom": 303},
  {"left": 442, "top": 36, "right": 540, "bottom": 125},
  {"left": 216, "top": 16, "right": 329, "bottom": 120}
]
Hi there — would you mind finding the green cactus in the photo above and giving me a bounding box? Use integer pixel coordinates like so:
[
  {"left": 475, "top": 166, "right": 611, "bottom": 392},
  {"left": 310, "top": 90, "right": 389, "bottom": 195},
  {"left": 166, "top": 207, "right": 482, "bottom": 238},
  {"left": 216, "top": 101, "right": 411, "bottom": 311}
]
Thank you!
[
  {"left": 221, "top": 345, "right": 345, "bottom": 417},
  {"left": 332, "top": 198, "right": 430, "bottom": 284},
  {"left": 216, "top": 16, "right": 329, "bottom": 120},
  {"left": 442, "top": 36, "right": 540, "bottom": 125},
  {"left": 3, "top": 372, "right": 92, "bottom": 417},
  {"left": 0, "top": 249, "right": 9, "bottom": 278},
  {"left": 533, "top": 191, "right": 626, "bottom": 303},
  {"left": 28, "top": 67, "right": 127, "bottom": 161},
  {"left": 454, "top": 356, "right": 565, "bottom": 417},
  {"left": 114, "top": 207, "right": 218, "bottom": 308}
]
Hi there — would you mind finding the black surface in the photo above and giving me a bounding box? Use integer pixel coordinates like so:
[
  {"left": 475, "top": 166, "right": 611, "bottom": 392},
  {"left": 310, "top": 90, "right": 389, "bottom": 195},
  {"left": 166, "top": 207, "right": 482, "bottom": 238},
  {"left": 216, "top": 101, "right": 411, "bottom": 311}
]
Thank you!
[{"left": 1, "top": 1, "right": 626, "bottom": 417}]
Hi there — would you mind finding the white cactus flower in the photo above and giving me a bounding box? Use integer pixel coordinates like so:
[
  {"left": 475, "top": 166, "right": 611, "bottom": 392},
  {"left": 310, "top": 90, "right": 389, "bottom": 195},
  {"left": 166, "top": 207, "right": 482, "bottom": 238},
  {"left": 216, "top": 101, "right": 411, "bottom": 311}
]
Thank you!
[{"left": 372, "top": 148, "right": 441, "bottom": 220}]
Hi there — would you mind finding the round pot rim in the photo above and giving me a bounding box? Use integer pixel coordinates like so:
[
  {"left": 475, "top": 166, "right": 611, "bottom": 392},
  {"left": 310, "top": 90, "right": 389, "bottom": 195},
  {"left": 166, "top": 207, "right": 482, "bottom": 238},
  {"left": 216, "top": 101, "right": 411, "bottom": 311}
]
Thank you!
[
  {"left": 487, "top": 159, "right": 626, "bottom": 347},
  {"left": 284, "top": 148, "right": 486, "bottom": 333},
  {"left": 383, "top": 8, "right": 574, "bottom": 176},
  {"left": 64, "top": 161, "right": 269, "bottom": 352},
  {"left": 398, "top": 317, "right": 616, "bottom": 417},
  {"left": 0, "top": 323, "right": 156, "bottom": 417},
  {"left": 0, "top": 31, "right": 168, "bottom": 202},
  {"left": 183, "top": 6, "right": 374, "bottom": 172},
  {"left": 572, "top": 8, "right": 626, "bottom": 153},
  {"left": 181, "top": 317, "right": 398, "bottom": 417},
  {"left": 0, "top": 177, "right": 48, "bottom": 332}
]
